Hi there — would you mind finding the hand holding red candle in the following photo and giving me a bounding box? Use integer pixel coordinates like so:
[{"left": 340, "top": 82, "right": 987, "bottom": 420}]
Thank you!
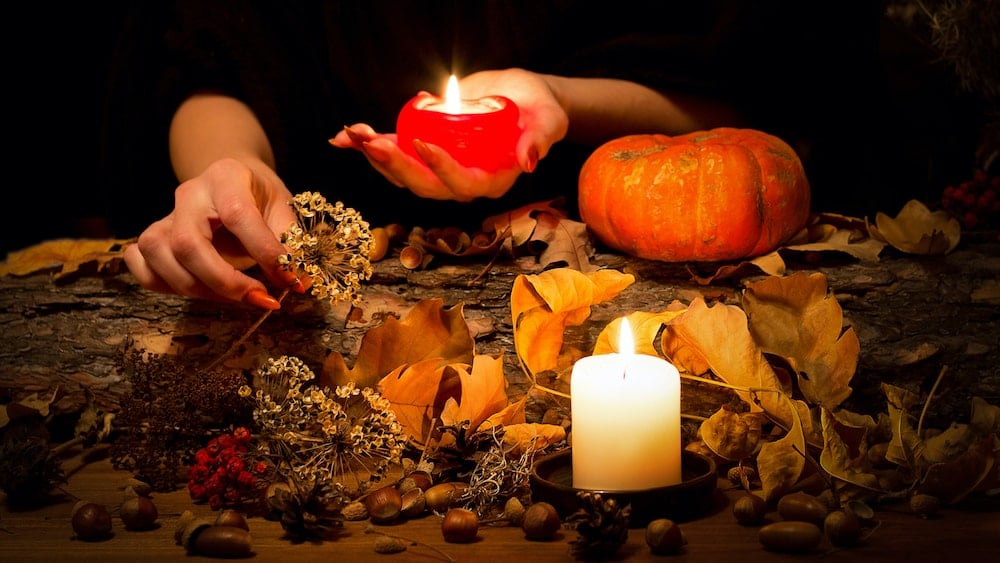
[{"left": 397, "top": 75, "right": 522, "bottom": 172}]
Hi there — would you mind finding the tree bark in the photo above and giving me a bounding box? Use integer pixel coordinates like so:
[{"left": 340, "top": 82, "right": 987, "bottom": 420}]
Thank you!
[{"left": 2, "top": 238, "right": 998, "bottom": 429}]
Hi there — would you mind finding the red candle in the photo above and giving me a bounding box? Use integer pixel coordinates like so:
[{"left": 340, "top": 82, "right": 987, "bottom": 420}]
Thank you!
[{"left": 397, "top": 75, "right": 521, "bottom": 172}]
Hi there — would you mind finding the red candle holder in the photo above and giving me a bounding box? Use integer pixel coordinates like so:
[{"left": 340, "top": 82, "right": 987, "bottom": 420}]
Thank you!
[{"left": 396, "top": 93, "right": 521, "bottom": 172}]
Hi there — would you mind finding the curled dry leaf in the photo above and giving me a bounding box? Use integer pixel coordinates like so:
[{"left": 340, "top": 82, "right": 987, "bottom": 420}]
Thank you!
[
  {"left": 0, "top": 238, "right": 130, "bottom": 278},
  {"left": 699, "top": 408, "right": 765, "bottom": 461},
  {"left": 869, "top": 199, "right": 961, "bottom": 255}
]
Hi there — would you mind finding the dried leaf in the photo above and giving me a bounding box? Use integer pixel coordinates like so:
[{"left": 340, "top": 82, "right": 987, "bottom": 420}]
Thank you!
[
  {"left": 918, "top": 432, "right": 996, "bottom": 504},
  {"left": 322, "top": 299, "right": 474, "bottom": 389},
  {"left": 660, "top": 298, "right": 820, "bottom": 447},
  {"left": 881, "top": 383, "right": 923, "bottom": 468},
  {"left": 0, "top": 388, "right": 63, "bottom": 429},
  {"left": 500, "top": 422, "right": 567, "bottom": 456},
  {"left": 593, "top": 310, "right": 686, "bottom": 356},
  {"left": 378, "top": 359, "right": 449, "bottom": 443},
  {"left": 511, "top": 268, "right": 634, "bottom": 376},
  {"left": 869, "top": 199, "right": 961, "bottom": 255},
  {"left": 783, "top": 224, "right": 887, "bottom": 263},
  {"left": 482, "top": 198, "right": 596, "bottom": 271},
  {"left": 757, "top": 394, "right": 808, "bottom": 501},
  {"left": 742, "top": 272, "right": 858, "bottom": 409},
  {"left": 698, "top": 408, "right": 765, "bottom": 461},
  {"left": 439, "top": 354, "right": 508, "bottom": 433},
  {"left": 0, "top": 238, "right": 129, "bottom": 278},
  {"left": 688, "top": 251, "right": 788, "bottom": 285},
  {"left": 819, "top": 408, "right": 882, "bottom": 494}
]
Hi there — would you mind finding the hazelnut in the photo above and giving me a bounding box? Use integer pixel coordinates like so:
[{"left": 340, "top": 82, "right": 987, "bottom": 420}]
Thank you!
[
  {"left": 71, "top": 501, "right": 113, "bottom": 541},
  {"left": 400, "top": 488, "right": 427, "bottom": 518},
  {"left": 733, "top": 493, "right": 768, "bottom": 526},
  {"left": 645, "top": 518, "right": 685, "bottom": 555},
  {"left": 504, "top": 497, "right": 526, "bottom": 527},
  {"left": 120, "top": 495, "right": 159, "bottom": 530},
  {"left": 521, "top": 502, "right": 561, "bottom": 540},
  {"left": 824, "top": 509, "right": 862, "bottom": 547},
  {"left": 441, "top": 508, "right": 478, "bottom": 543},
  {"left": 366, "top": 485, "right": 403, "bottom": 524},
  {"left": 214, "top": 509, "right": 249, "bottom": 530},
  {"left": 909, "top": 494, "right": 941, "bottom": 518}
]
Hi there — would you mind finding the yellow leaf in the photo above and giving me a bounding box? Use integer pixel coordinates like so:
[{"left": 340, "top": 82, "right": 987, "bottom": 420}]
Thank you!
[
  {"left": 881, "top": 383, "right": 923, "bottom": 468},
  {"left": 819, "top": 408, "right": 882, "bottom": 494},
  {"left": 511, "top": 268, "right": 634, "bottom": 375},
  {"left": 377, "top": 359, "right": 448, "bottom": 443},
  {"left": 593, "top": 309, "right": 686, "bottom": 356},
  {"left": 757, "top": 394, "right": 808, "bottom": 501},
  {"left": 501, "top": 422, "right": 567, "bottom": 456},
  {"left": 322, "top": 298, "right": 474, "bottom": 388},
  {"left": 661, "top": 298, "right": 821, "bottom": 446},
  {"left": 439, "top": 354, "right": 508, "bottom": 433},
  {"left": 742, "top": 272, "right": 858, "bottom": 409},
  {"left": 698, "top": 407, "right": 765, "bottom": 461},
  {"left": 870, "top": 199, "right": 961, "bottom": 255},
  {"left": 0, "top": 238, "right": 130, "bottom": 278}
]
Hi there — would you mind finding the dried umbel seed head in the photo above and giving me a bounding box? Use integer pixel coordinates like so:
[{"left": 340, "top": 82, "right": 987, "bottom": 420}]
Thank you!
[
  {"left": 733, "top": 493, "right": 768, "bottom": 526},
  {"left": 824, "top": 509, "right": 862, "bottom": 547},
  {"left": 441, "top": 508, "right": 479, "bottom": 543},
  {"left": 366, "top": 485, "right": 403, "bottom": 524},
  {"left": 777, "top": 492, "right": 828, "bottom": 526},
  {"left": 521, "top": 502, "right": 561, "bottom": 540},
  {"left": 645, "top": 518, "right": 685, "bottom": 555},
  {"left": 72, "top": 501, "right": 113, "bottom": 541},
  {"left": 120, "top": 495, "right": 159, "bottom": 530}
]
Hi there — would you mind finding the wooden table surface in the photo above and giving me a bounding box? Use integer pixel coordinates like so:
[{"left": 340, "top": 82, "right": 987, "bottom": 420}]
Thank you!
[{"left": 1, "top": 450, "right": 997, "bottom": 562}]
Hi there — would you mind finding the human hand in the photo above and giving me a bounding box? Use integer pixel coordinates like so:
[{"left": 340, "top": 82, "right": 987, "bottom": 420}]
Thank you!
[
  {"left": 123, "top": 157, "right": 301, "bottom": 309},
  {"left": 330, "top": 68, "right": 568, "bottom": 201}
]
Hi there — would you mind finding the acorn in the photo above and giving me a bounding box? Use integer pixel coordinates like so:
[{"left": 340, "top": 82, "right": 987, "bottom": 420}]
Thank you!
[
  {"left": 441, "top": 508, "right": 478, "bottom": 543},
  {"left": 71, "top": 501, "right": 113, "bottom": 541},
  {"left": 120, "top": 495, "right": 159, "bottom": 530},
  {"left": 777, "top": 492, "right": 828, "bottom": 526},
  {"left": 645, "top": 518, "right": 685, "bottom": 555},
  {"left": 521, "top": 502, "right": 561, "bottom": 540},
  {"left": 758, "top": 521, "right": 823, "bottom": 553},
  {"left": 424, "top": 482, "right": 468, "bottom": 513}
]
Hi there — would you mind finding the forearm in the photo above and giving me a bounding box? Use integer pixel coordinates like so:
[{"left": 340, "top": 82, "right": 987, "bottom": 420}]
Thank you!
[
  {"left": 168, "top": 93, "right": 276, "bottom": 181},
  {"left": 544, "top": 76, "right": 745, "bottom": 144}
]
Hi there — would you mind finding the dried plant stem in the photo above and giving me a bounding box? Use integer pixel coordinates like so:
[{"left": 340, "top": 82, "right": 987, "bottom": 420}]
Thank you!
[
  {"left": 917, "top": 365, "right": 949, "bottom": 437},
  {"left": 204, "top": 288, "right": 291, "bottom": 372}
]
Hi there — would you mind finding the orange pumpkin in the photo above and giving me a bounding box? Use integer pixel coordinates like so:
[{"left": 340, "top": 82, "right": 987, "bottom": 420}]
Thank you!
[{"left": 578, "top": 128, "right": 810, "bottom": 262}]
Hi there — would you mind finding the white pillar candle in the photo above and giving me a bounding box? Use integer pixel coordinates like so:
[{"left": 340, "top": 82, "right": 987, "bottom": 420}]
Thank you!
[{"left": 571, "top": 319, "right": 682, "bottom": 491}]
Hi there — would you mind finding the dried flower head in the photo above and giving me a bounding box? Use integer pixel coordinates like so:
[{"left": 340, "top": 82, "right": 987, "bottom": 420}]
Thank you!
[
  {"left": 279, "top": 191, "right": 374, "bottom": 306},
  {"left": 239, "top": 355, "right": 405, "bottom": 494}
]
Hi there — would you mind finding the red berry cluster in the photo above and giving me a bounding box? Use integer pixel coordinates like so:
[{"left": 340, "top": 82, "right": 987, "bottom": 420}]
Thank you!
[
  {"left": 188, "top": 427, "right": 270, "bottom": 511},
  {"left": 941, "top": 169, "right": 1000, "bottom": 229}
]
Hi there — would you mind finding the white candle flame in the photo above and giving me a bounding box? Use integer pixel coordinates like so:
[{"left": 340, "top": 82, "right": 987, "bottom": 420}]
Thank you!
[
  {"left": 617, "top": 317, "right": 635, "bottom": 355},
  {"left": 444, "top": 75, "right": 461, "bottom": 114}
]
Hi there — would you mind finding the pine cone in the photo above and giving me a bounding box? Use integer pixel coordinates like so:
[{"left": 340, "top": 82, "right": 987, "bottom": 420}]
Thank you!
[
  {"left": 567, "top": 492, "right": 631, "bottom": 559},
  {"left": 266, "top": 480, "right": 349, "bottom": 539}
]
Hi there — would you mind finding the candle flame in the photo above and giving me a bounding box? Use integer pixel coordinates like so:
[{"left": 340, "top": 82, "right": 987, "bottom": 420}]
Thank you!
[
  {"left": 617, "top": 317, "right": 635, "bottom": 355},
  {"left": 444, "top": 75, "right": 461, "bottom": 114}
]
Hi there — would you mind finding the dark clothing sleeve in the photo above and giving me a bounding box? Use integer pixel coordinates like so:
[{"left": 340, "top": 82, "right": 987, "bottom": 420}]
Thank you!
[{"left": 101, "top": 1, "right": 878, "bottom": 235}]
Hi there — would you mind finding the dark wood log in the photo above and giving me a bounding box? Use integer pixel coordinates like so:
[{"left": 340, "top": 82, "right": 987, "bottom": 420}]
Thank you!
[{"left": 2, "top": 237, "right": 998, "bottom": 430}]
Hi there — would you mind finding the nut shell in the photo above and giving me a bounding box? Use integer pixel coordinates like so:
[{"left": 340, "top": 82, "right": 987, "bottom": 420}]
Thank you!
[
  {"left": 776, "top": 492, "right": 828, "bottom": 525},
  {"left": 645, "top": 518, "right": 685, "bottom": 554},
  {"left": 366, "top": 485, "right": 403, "bottom": 523},
  {"left": 441, "top": 508, "right": 478, "bottom": 543},
  {"left": 71, "top": 501, "right": 113, "bottom": 541},
  {"left": 521, "top": 502, "right": 561, "bottom": 540},
  {"left": 733, "top": 493, "right": 768, "bottom": 526},
  {"left": 120, "top": 496, "right": 159, "bottom": 530},
  {"left": 759, "top": 521, "right": 823, "bottom": 553}
]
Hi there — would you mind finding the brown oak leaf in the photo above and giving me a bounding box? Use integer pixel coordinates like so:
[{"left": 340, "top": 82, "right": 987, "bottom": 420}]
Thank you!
[
  {"left": 742, "top": 271, "right": 859, "bottom": 410},
  {"left": 0, "top": 238, "right": 130, "bottom": 279}
]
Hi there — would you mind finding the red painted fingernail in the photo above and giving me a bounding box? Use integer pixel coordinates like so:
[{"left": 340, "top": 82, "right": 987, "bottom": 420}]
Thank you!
[
  {"left": 243, "top": 288, "right": 281, "bottom": 310},
  {"left": 412, "top": 139, "right": 436, "bottom": 166},
  {"left": 526, "top": 146, "right": 539, "bottom": 173},
  {"left": 363, "top": 141, "right": 390, "bottom": 163}
]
